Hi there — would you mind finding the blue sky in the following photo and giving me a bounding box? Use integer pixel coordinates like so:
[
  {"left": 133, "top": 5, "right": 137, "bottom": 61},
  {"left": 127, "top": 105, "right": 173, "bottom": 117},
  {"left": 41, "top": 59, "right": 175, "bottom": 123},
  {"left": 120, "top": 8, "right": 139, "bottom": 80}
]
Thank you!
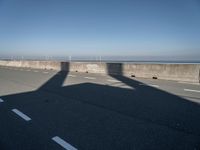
[{"left": 0, "top": 0, "right": 200, "bottom": 60}]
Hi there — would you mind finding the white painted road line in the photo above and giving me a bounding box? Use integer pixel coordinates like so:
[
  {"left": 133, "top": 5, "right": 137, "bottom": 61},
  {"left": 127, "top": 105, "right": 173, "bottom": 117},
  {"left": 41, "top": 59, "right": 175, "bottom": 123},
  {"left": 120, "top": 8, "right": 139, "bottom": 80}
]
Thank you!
[
  {"left": 12, "top": 109, "right": 31, "bottom": 121},
  {"left": 149, "top": 84, "right": 159, "bottom": 88},
  {"left": 68, "top": 75, "right": 76, "bottom": 77},
  {"left": 182, "top": 96, "right": 200, "bottom": 104},
  {"left": 34, "top": 70, "right": 38, "bottom": 72},
  {"left": 84, "top": 77, "right": 96, "bottom": 80},
  {"left": 139, "top": 83, "right": 159, "bottom": 88},
  {"left": 52, "top": 136, "right": 78, "bottom": 150},
  {"left": 107, "top": 79, "right": 121, "bottom": 83},
  {"left": 0, "top": 98, "right": 4, "bottom": 102},
  {"left": 184, "top": 89, "right": 200, "bottom": 93},
  {"left": 178, "top": 81, "right": 200, "bottom": 85},
  {"left": 43, "top": 71, "right": 49, "bottom": 74},
  {"left": 113, "top": 83, "right": 123, "bottom": 86}
]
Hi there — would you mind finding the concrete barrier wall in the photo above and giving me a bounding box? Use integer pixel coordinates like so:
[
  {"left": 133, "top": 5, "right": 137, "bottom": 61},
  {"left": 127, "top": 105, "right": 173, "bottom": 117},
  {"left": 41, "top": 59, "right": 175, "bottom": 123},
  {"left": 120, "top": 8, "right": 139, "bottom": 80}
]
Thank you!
[
  {"left": 0, "top": 60, "right": 61, "bottom": 70},
  {"left": 123, "top": 64, "right": 200, "bottom": 83},
  {"left": 69, "top": 62, "right": 106, "bottom": 74},
  {"left": 0, "top": 60, "right": 199, "bottom": 83}
]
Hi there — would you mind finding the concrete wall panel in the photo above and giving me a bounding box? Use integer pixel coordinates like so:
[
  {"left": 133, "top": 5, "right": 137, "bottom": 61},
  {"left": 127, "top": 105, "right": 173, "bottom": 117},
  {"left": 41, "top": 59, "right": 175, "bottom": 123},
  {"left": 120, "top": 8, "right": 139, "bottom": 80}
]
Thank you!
[{"left": 0, "top": 60, "right": 199, "bottom": 83}]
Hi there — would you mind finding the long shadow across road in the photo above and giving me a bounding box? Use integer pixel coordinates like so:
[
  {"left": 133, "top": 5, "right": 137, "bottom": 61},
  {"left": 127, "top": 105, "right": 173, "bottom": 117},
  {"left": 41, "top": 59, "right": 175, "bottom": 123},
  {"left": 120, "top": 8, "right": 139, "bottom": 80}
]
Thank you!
[{"left": 0, "top": 62, "right": 200, "bottom": 150}]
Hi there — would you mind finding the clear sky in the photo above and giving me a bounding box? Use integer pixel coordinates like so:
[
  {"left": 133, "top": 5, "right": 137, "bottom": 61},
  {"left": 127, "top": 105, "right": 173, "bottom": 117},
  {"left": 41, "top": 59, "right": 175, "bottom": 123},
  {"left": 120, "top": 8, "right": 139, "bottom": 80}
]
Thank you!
[{"left": 0, "top": 0, "right": 200, "bottom": 60}]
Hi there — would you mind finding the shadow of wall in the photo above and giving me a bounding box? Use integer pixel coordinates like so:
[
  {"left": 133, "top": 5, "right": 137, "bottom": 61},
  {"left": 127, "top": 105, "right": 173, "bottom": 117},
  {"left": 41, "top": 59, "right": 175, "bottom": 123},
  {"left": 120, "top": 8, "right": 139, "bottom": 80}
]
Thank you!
[
  {"left": 38, "top": 62, "right": 69, "bottom": 91},
  {"left": 1, "top": 62, "right": 200, "bottom": 149},
  {"left": 60, "top": 62, "right": 70, "bottom": 72},
  {"left": 106, "top": 63, "right": 123, "bottom": 76}
]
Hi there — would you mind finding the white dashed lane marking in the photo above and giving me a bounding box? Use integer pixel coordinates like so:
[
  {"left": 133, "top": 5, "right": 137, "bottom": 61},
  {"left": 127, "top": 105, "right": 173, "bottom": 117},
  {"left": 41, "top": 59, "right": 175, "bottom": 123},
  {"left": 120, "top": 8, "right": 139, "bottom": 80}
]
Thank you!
[
  {"left": 139, "top": 83, "right": 159, "bottom": 88},
  {"left": 0, "top": 98, "right": 4, "bottom": 102},
  {"left": 52, "top": 136, "right": 78, "bottom": 150},
  {"left": 149, "top": 84, "right": 159, "bottom": 88},
  {"left": 12, "top": 109, "right": 31, "bottom": 121},
  {"left": 34, "top": 70, "right": 38, "bottom": 72},
  {"left": 68, "top": 75, "right": 76, "bottom": 77},
  {"left": 184, "top": 89, "right": 200, "bottom": 93},
  {"left": 43, "top": 71, "right": 49, "bottom": 74},
  {"left": 84, "top": 77, "right": 96, "bottom": 80},
  {"left": 178, "top": 81, "right": 200, "bottom": 85},
  {"left": 107, "top": 79, "right": 121, "bottom": 83}
]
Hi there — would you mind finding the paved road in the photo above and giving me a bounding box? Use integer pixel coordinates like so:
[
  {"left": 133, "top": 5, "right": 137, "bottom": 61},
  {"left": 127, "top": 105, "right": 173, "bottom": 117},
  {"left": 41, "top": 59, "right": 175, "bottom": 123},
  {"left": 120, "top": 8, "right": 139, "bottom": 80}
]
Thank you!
[{"left": 0, "top": 66, "right": 200, "bottom": 150}]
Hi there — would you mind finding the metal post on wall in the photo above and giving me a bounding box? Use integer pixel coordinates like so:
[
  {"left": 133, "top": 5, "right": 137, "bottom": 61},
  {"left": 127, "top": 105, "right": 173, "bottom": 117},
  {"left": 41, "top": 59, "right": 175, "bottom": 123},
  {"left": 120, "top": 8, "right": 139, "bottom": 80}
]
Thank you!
[
  {"left": 69, "top": 55, "right": 71, "bottom": 62},
  {"left": 99, "top": 55, "right": 102, "bottom": 64}
]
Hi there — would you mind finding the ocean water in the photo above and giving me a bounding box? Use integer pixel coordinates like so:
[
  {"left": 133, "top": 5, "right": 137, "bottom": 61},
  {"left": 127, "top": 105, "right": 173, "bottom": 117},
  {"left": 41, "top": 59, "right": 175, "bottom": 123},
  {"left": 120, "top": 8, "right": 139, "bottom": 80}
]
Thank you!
[{"left": 1, "top": 56, "right": 200, "bottom": 64}]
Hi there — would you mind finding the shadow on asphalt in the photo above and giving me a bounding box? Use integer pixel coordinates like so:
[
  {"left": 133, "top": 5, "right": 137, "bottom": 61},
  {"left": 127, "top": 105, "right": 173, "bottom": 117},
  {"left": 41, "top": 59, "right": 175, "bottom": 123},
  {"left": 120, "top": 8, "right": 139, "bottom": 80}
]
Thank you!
[{"left": 1, "top": 62, "right": 200, "bottom": 150}]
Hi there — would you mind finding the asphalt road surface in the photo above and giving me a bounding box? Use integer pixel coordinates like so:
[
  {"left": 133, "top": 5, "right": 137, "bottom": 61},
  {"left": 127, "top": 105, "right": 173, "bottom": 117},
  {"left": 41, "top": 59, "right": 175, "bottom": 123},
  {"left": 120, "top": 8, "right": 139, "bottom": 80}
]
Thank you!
[{"left": 0, "top": 66, "right": 200, "bottom": 150}]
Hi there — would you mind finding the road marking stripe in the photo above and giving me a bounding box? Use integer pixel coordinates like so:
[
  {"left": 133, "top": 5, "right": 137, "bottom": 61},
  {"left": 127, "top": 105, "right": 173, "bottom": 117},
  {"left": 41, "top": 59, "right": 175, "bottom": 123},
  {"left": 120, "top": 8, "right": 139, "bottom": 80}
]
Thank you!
[
  {"left": 34, "top": 70, "right": 38, "bottom": 72},
  {"left": 107, "top": 79, "right": 120, "bottom": 82},
  {"left": 84, "top": 77, "right": 96, "bottom": 80},
  {"left": 150, "top": 84, "right": 159, "bottom": 88},
  {"left": 43, "top": 71, "right": 49, "bottom": 74},
  {"left": 184, "top": 89, "right": 200, "bottom": 93},
  {"left": 52, "top": 136, "right": 77, "bottom": 150},
  {"left": 68, "top": 75, "right": 76, "bottom": 77},
  {"left": 121, "top": 85, "right": 134, "bottom": 89},
  {"left": 139, "top": 83, "right": 159, "bottom": 88},
  {"left": 182, "top": 96, "right": 200, "bottom": 103},
  {"left": 111, "top": 82, "right": 126, "bottom": 86},
  {"left": 12, "top": 109, "right": 31, "bottom": 121},
  {"left": 178, "top": 81, "right": 200, "bottom": 85},
  {"left": 0, "top": 98, "right": 4, "bottom": 102}
]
